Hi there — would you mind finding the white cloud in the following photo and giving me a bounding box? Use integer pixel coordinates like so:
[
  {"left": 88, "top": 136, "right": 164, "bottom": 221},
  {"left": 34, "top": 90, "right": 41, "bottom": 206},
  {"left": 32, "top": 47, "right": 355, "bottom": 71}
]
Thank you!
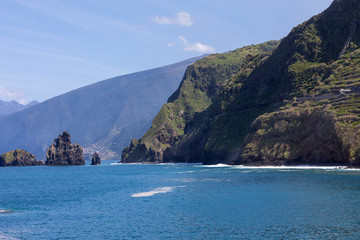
[
  {"left": 152, "top": 11, "right": 193, "bottom": 27},
  {"left": 179, "top": 35, "right": 188, "bottom": 45},
  {"left": 0, "top": 85, "right": 27, "bottom": 104},
  {"left": 167, "top": 43, "right": 175, "bottom": 47},
  {"left": 179, "top": 35, "right": 215, "bottom": 53}
]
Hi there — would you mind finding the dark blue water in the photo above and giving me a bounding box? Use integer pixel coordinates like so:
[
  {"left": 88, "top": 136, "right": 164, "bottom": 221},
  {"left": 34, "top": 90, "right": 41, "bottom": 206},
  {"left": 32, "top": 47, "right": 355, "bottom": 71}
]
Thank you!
[{"left": 1, "top": 162, "right": 360, "bottom": 239}]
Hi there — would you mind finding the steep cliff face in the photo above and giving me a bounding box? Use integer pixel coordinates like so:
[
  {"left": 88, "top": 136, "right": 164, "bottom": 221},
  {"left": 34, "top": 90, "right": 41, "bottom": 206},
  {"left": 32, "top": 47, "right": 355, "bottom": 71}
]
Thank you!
[
  {"left": 122, "top": 41, "right": 279, "bottom": 163},
  {"left": 46, "top": 131, "right": 85, "bottom": 166},
  {"left": 160, "top": 0, "right": 360, "bottom": 166},
  {"left": 122, "top": 0, "right": 360, "bottom": 166},
  {"left": 0, "top": 149, "right": 43, "bottom": 167},
  {"left": 238, "top": 105, "right": 350, "bottom": 166}
]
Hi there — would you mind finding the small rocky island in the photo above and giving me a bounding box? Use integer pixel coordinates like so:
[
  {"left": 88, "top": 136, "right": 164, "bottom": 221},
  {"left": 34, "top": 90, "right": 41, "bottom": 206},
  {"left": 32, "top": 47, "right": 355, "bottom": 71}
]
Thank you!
[
  {"left": 46, "top": 131, "right": 85, "bottom": 166},
  {"left": 91, "top": 152, "right": 101, "bottom": 165},
  {"left": 0, "top": 149, "right": 43, "bottom": 167}
]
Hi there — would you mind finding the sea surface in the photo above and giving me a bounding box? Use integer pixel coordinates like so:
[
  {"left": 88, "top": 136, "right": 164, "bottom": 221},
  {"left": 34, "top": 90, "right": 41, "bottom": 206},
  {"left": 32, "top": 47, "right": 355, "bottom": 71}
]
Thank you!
[{"left": 1, "top": 161, "right": 360, "bottom": 239}]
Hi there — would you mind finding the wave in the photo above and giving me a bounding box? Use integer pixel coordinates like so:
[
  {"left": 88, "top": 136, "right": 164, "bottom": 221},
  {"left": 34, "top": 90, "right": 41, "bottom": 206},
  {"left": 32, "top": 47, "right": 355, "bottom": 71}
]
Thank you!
[
  {"left": 0, "top": 209, "right": 13, "bottom": 214},
  {"left": 131, "top": 187, "right": 174, "bottom": 197},
  {"left": 233, "top": 165, "right": 351, "bottom": 170},
  {"left": 110, "top": 163, "right": 122, "bottom": 165},
  {"left": 199, "top": 164, "right": 229, "bottom": 168},
  {"left": 199, "top": 164, "right": 359, "bottom": 170},
  {"left": 131, "top": 186, "right": 185, "bottom": 198},
  {"left": 0, "top": 236, "right": 19, "bottom": 240}
]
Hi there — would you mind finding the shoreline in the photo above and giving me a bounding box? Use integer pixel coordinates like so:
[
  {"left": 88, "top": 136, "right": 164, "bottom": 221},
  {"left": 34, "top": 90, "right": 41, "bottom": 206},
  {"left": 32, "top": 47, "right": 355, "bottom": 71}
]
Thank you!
[{"left": 113, "top": 162, "right": 360, "bottom": 170}]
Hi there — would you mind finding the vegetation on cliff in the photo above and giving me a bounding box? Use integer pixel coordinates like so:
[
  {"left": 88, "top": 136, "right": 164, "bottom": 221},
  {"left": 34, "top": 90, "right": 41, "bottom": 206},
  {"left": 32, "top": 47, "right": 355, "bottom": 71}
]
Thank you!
[
  {"left": 122, "top": 41, "right": 279, "bottom": 163},
  {"left": 0, "top": 149, "right": 43, "bottom": 167},
  {"left": 122, "top": 0, "right": 360, "bottom": 167}
]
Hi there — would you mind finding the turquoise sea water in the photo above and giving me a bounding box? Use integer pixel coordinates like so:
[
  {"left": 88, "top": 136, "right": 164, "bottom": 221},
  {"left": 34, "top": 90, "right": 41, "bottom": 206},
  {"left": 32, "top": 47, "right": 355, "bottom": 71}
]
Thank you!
[{"left": 1, "top": 162, "right": 360, "bottom": 239}]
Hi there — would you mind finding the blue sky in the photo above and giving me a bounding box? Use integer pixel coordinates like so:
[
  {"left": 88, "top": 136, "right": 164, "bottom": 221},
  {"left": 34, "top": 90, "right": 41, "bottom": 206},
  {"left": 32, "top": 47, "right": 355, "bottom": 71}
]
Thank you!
[{"left": 0, "top": 0, "right": 333, "bottom": 103}]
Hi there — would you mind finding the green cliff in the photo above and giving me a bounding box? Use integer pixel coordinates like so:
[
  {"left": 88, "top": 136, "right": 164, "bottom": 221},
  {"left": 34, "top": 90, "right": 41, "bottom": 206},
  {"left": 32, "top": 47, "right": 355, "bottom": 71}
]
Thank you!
[
  {"left": 0, "top": 149, "right": 43, "bottom": 167},
  {"left": 123, "top": 0, "right": 360, "bottom": 167},
  {"left": 121, "top": 41, "right": 279, "bottom": 162}
]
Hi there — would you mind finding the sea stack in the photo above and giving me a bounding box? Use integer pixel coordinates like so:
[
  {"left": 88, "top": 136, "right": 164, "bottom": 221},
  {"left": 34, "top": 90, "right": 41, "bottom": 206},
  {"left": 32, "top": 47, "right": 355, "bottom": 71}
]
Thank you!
[
  {"left": 46, "top": 131, "right": 85, "bottom": 166},
  {"left": 0, "top": 149, "right": 43, "bottom": 167},
  {"left": 91, "top": 152, "right": 101, "bottom": 165}
]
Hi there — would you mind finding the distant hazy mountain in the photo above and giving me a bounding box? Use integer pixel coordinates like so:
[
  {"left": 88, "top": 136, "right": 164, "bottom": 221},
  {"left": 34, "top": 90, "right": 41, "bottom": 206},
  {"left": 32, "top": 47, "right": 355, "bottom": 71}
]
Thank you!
[
  {"left": 0, "top": 56, "right": 204, "bottom": 159},
  {"left": 0, "top": 100, "right": 38, "bottom": 117}
]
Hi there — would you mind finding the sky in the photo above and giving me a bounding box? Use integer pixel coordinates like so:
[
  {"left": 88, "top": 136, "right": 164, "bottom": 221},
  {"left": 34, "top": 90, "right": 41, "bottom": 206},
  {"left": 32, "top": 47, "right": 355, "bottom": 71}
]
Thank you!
[{"left": 0, "top": 0, "right": 333, "bottom": 104}]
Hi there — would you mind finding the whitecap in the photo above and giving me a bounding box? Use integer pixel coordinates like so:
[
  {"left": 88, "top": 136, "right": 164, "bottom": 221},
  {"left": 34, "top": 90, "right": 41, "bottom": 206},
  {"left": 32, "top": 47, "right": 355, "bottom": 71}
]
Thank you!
[
  {"left": 178, "top": 178, "right": 196, "bottom": 183},
  {"left": 0, "top": 236, "right": 19, "bottom": 240},
  {"left": 199, "top": 164, "right": 230, "bottom": 168},
  {"left": 0, "top": 209, "right": 13, "bottom": 214},
  {"left": 339, "top": 168, "right": 360, "bottom": 171},
  {"left": 110, "top": 162, "right": 122, "bottom": 165},
  {"left": 232, "top": 165, "right": 349, "bottom": 170},
  {"left": 131, "top": 186, "right": 184, "bottom": 198}
]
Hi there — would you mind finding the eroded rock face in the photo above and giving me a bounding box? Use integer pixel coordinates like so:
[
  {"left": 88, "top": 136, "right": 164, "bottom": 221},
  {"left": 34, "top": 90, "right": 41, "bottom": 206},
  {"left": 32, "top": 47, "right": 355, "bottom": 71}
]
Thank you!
[
  {"left": 0, "top": 149, "right": 43, "bottom": 167},
  {"left": 236, "top": 107, "right": 351, "bottom": 166},
  {"left": 46, "top": 131, "right": 85, "bottom": 166},
  {"left": 91, "top": 152, "right": 101, "bottom": 165}
]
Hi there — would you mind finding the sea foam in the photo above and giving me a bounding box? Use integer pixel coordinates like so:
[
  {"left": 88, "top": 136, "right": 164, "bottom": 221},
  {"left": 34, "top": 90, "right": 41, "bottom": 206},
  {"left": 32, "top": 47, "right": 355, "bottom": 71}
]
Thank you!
[
  {"left": 0, "top": 209, "right": 13, "bottom": 214},
  {"left": 131, "top": 186, "right": 185, "bottom": 198},
  {"left": 200, "top": 164, "right": 356, "bottom": 170}
]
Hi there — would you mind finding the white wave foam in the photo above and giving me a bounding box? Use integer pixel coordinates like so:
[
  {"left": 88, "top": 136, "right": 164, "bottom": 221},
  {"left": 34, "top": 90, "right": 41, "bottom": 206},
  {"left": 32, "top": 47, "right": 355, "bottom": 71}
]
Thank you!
[
  {"left": 339, "top": 168, "right": 360, "bottom": 171},
  {"left": 0, "top": 236, "right": 19, "bottom": 240},
  {"left": 178, "top": 178, "right": 196, "bottom": 183},
  {"left": 131, "top": 186, "right": 185, "bottom": 198},
  {"left": 200, "top": 164, "right": 229, "bottom": 168},
  {"left": 198, "top": 164, "right": 360, "bottom": 171},
  {"left": 0, "top": 209, "right": 13, "bottom": 214},
  {"left": 110, "top": 163, "right": 122, "bottom": 165},
  {"left": 131, "top": 187, "right": 174, "bottom": 197},
  {"left": 233, "top": 165, "right": 349, "bottom": 170}
]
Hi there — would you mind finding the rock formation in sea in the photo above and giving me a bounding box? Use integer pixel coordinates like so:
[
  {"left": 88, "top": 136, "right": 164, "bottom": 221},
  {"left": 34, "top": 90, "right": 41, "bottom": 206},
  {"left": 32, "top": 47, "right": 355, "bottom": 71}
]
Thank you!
[
  {"left": 0, "top": 149, "right": 43, "bottom": 166},
  {"left": 46, "top": 131, "right": 85, "bottom": 166},
  {"left": 91, "top": 152, "right": 101, "bottom": 165}
]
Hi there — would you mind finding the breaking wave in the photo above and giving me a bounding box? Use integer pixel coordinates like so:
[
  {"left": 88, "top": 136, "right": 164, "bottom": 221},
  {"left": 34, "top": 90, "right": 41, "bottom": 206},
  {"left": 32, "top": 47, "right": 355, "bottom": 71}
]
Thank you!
[{"left": 131, "top": 186, "right": 185, "bottom": 198}]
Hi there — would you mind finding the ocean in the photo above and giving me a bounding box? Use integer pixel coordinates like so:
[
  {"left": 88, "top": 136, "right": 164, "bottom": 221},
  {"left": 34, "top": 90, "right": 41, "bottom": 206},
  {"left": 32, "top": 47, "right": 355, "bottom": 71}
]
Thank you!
[{"left": 1, "top": 162, "right": 360, "bottom": 239}]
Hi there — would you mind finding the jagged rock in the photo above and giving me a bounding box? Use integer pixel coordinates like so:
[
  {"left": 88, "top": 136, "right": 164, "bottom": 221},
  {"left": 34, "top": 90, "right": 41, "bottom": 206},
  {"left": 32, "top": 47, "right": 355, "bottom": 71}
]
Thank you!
[
  {"left": 91, "top": 152, "right": 101, "bottom": 165},
  {"left": 0, "top": 149, "right": 43, "bottom": 167},
  {"left": 46, "top": 131, "right": 85, "bottom": 166}
]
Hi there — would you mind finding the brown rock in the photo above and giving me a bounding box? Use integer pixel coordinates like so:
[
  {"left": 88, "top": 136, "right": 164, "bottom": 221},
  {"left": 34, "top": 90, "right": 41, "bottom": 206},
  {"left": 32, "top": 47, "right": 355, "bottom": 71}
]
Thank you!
[
  {"left": 46, "top": 131, "right": 85, "bottom": 166},
  {"left": 91, "top": 152, "right": 101, "bottom": 165}
]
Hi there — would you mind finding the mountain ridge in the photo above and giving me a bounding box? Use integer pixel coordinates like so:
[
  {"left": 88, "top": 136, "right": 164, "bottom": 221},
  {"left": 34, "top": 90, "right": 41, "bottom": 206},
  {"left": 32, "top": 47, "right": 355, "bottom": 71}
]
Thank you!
[
  {"left": 0, "top": 55, "right": 204, "bottom": 160},
  {"left": 0, "top": 100, "right": 38, "bottom": 117},
  {"left": 122, "top": 0, "right": 360, "bottom": 167}
]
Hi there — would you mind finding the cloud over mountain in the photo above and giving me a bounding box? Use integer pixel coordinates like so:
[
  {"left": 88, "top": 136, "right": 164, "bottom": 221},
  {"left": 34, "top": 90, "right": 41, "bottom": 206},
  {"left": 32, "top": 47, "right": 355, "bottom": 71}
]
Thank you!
[{"left": 179, "top": 35, "right": 215, "bottom": 53}]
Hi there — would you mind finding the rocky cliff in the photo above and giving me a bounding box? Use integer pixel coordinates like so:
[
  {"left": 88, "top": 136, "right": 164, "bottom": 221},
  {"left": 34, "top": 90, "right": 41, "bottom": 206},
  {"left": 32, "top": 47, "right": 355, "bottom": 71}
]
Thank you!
[
  {"left": 46, "top": 131, "right": 85, "bottom": 166},
  {"left": 122, "top": 0, "right": 360, "bottom": 167},
  {"left": 122, "top": 41, "right": 279, "bottom": 163},
  {"left": 0, "top": 149, "right": 43, "bottom": 167}
]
